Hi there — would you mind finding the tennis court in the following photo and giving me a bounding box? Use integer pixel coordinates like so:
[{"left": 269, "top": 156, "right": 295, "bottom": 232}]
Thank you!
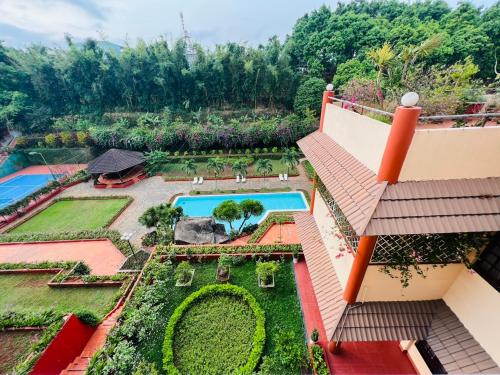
[{"left": 0, "top": 174, "right": 57, "bottom": 209}]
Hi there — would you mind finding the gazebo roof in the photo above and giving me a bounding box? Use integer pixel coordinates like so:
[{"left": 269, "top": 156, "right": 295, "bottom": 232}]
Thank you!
[{"left": 88, "top": 148, "right": 145, "bottom": 174}]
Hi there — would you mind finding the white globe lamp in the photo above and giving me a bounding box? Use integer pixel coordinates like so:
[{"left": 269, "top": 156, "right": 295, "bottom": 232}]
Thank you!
[
  {"left": 326, "top": 83, "right": 334, "bottom": 92},
  {"left": 401, "top": 92, "right": 419, "bottom": 107}
]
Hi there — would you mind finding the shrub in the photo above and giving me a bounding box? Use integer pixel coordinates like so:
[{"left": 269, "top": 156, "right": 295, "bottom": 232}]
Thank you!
[
  {"left": 310, "top": 345, "right": 329, "bottom": 375},
  {"left": 76, "top": 310, "right": 101, "bottom": 326},
  {"left": 273, "top": 330, "right": 307, "bottom": 373},
  {"left": 175, "top": 261, "right": 193, "bottom": 283},
  {"left": 76, "top": 131, "right": 89, "bottom": 146},
  {"left": 271, "top": 147, "right": 279, "bottom": 153},
  {"left": 162, "top": 284, "right": 265, "bottom": 375},
  {"left": 72, "top": 262, "right": 90, "bottom": 276},
  {"left": 44, "top": 133, "right": 58, "bottom": 147},
  {"left": 311, "top": 328, "right": 319, "bottom": 343},
  {"left": 256, "top": 261, "right": 280, "bottom": 285},
  {"left": 60, "top": 131, "right": 74, "bottom": 147}
]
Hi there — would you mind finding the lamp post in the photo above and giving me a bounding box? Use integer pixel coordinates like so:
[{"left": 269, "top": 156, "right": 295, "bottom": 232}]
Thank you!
[
  {"left": 121, "top": 232, "right": 136, "bottom": 257},
  {"left": 28, "top": 151, "right": 56, "bottom": 180}
]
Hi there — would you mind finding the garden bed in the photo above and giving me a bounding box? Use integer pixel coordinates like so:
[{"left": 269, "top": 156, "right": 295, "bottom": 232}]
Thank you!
[
  {"left": 88, "top": 259, "right": 306, "bottom": 374},
  {"left": 8, "top": 197, "right": 132, "bottom": 233},
  {"left": 0, "top": 330, "right": 42, "bottom": 374}
]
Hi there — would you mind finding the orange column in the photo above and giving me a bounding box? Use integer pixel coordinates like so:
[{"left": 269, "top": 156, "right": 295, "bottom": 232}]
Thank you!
[
  {"left": 342, "top": 105, "right": 421, "bottom": 305},
  {"left": 309, "top": 174, "right": 317, "bottom": 214},
  {"left": 319, "top": 89, "right": 334, "bottom": 132}
]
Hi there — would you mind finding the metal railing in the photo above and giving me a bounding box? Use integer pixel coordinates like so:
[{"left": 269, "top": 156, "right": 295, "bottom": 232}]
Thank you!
[{"left": 329, "top": 96, "right": 500, "bottom": 122}]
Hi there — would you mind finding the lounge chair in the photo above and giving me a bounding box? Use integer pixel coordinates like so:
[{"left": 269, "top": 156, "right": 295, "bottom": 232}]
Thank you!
[
  {"left": 284, "top": 173, "right": 288, "bottom": 181},
  {"left": 279, "top": 174, "right": 284, "bottom": 181},
  {"left": 236, "top": 175, "right": 241, "bottom": 183},
  {"left": 241, "top": 176, "right": 246, "bottom": 183},
  {"left": 198, "top": 176, "right": 204, "bottom": 184},
  {"left": 192, "top": 176, "right": 198, "bottom": 184}
]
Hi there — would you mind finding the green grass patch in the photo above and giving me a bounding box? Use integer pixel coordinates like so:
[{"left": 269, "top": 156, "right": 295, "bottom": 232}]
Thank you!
[
  {"left": 135, "top": 261, "right": 305, "bottom": 373},
  {"left": 0, "top": 273, "right": 120, "bottom": 318},
  {"left": 10, "top": 197, "right": 130, "bottom": 233},
  {"left": 0, "top": 331, "right": 41, "bottom": 374}
]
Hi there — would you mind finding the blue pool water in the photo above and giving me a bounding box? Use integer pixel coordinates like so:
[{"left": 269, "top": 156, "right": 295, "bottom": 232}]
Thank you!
[
  {"left": 0, "top": 174, "right": 58, "bottom": 209},
  {"left": 173, "top": 192, "right": 309, "bottom": 232}
]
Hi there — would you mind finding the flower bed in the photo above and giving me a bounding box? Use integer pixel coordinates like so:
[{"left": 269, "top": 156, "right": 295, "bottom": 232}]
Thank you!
[
  {"left": 163, "top": 284, "right": 265, "bottom": 375},
  {"left": 247, "top": 213, "right": 295, "bottom": 243}
]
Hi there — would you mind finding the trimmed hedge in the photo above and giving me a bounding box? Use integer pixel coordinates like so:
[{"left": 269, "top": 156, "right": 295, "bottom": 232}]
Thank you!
[
  {"left": 157, "top": 243, "right": 301, "bottom": 256},
  {"left": 247, "top": 214, "right": 294, "bottom": 244},
  {"left": 162, "top": 284, "right": 265, "bottom": 375},
  {"left": 0, "top": 261, "right": 76, "bottom": 270}
]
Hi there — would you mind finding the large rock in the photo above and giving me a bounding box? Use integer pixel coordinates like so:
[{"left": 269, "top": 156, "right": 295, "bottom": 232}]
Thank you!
[{"left": 174, "top": 217, "right": 229, "bottom": 245}]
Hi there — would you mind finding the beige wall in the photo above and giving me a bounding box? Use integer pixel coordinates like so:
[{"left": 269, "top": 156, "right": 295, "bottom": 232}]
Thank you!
[
  {"left": 322, "top": 103, "right": 391, "bottom": 173},
  {"left": 400, "top": 126, "right": 500, "bottom": 181},
  {"left": 312, "top": 190, "right": 354, "bottom": 289},
  {"left": 401, "top": 341, "right": 432, "bottom": 375},
  {"left": 444, "top": 268, "right": 500, "bottom": 365},
  {"left": 358, "top": 264, "right": 463, "bottom": 302}
]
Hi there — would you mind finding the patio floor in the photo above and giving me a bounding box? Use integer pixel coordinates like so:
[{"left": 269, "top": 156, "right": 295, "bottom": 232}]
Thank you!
[
  {"left": 294, "top": 260, "right": 417, "bottom": 375},
  {"left": 0, "top": 239, "right": 125, "bottom": 275}
]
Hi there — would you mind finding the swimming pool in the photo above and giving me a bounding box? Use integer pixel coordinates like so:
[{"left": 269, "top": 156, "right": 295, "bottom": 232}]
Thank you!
[
  {"left": 173, "top": 191, "right": 309, "bottom": 232},
  {"left": 0, "top": 174, "right": 58, "bottom": 209}
]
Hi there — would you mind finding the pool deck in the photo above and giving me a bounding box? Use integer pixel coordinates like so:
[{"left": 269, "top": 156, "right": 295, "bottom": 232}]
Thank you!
[{"left": 0, "top": 239, "right": 125, "bottom": 275}]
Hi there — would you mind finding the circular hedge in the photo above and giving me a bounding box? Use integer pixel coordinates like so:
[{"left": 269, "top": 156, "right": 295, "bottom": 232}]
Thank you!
[{"left": 163, "top": 284, "right": 265, "bottom": 375}]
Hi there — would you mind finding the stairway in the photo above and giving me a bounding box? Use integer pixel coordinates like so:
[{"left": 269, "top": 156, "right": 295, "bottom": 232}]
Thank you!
[{"left": 60, "top": 307, "right": 123, "bottom": 374}]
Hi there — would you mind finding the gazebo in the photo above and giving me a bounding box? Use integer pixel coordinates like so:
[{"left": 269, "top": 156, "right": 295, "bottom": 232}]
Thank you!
[{"left": 88, "top": 148, "right": 146, "bottom": 188}]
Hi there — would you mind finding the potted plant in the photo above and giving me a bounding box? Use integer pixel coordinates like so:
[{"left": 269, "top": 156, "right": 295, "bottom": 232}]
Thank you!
[
  {"left": 256, "top": 261, "right": 279, "bottom": 288},
  {"left": 175, "top": 261, "right": 194, "bottom": 287},
  {"left": 310, "top": 328, "right": 319, "bottom": 344},
  {"left": 292, "top": 246, "right": 300, "bottom": 263},
  {"left": 216, "top": 255, "right": 231, "bottom": 282}
]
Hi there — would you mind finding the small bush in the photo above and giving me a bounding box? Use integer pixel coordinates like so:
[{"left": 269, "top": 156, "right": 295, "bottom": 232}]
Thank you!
[
  {"left": 76, "top": 310, "right": 101, "bottom": 326},
  {"left": 256, "top": 261, "right": 280, "bottom": 285},
  {"left": 310, "top": 345, "right": 329, "bottom": 375},
  {"left": 72, "top": 262, "right": 91, "bottom": 276},
  {"left": 175, "top": 261, "right": 193, "bottom": 283}
]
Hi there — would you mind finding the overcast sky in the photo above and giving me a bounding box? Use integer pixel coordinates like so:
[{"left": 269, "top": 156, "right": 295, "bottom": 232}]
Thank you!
[{"left": 0, "top": 0, "right": 496, "bottom": 48}]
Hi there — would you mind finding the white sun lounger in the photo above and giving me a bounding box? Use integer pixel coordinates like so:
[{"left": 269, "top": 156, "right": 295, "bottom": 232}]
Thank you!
[
  {"left": 236, "top": 175, "right": 241, "bottom": 183},
  {"left": 241, "top": 176, "right": 246, "bottom": 183},
  {"left": 279, "top": 174, "right": 284, "bottom": 181},
  {"left": 198, "top": 176, "right": 204, "bottom": 184},
  {"left": 192, "top": 176, "right": 198, "bottom": 184},
  {"left": 284, "top": 173, "right": 288, "bottom": 181}
]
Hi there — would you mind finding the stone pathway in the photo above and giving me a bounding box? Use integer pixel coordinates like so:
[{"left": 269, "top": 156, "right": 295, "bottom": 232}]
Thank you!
[{"left": 60, "top": 174, "right": 312, "bottom": 246}]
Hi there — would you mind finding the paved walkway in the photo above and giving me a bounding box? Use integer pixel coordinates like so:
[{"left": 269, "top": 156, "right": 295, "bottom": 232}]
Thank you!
[
  {"left": 60, "top": 175, "right": 311, "bottom": 245},
  {"left": 294, "top": 260, "right": 417, "bottom": 375},
  {"left": 258, "top": 223, "right": 300, "bottom": 244},
  {"left": 0, "top": 240, "right": 125, "bottom": 275}
]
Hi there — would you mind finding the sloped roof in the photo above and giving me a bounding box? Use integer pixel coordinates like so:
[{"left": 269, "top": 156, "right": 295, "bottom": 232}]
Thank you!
[
  {"left": 333, "top": 299, "right": 500, "bottom": 374},
  {"left": 174, "top": 217, "right": 229, "bottom": 245},
  {"left": 294, "top": 212, "right": 346, "bottom": 340},
  {"left": 364, "top": 178, "right": 500, "bottom": 235},
  {"left": 88, "top": 148, "right": 145, "bottom": 174},
  {"left": 298, "top": 131, "right": 500, "bottom": 235},
  {"left": 297, "top": 131, "right": 386, "bottom": 235}
]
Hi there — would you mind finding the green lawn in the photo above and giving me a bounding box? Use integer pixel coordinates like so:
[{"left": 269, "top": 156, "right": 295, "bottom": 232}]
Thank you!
[
  {"left": 138, "top": 261, "right": 306, "bottom": 373},
  {"left": 10, "top": 198, "right": 130, "bottom": 233},
  {"left": 160, "top": 157, "right": 298, "bottom": 180},
  {"left": 0, "top": 273, "right": 119, "bottom": 317}
]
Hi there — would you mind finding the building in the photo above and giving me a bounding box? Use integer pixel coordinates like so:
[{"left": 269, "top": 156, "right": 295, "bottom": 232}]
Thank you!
[{"left": 295, "top": 87, "right": 500, "bottom": 374}]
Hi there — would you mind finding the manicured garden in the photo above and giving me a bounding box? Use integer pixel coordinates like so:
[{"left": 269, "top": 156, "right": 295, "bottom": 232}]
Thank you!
[
  {"left": 88, "top": 258, "right": 307, "bottom": 374},
  {"left": 0, "top": 273, "right": 121, "bottom": 317},
  {"left": 9, "top": 197, "right": 131, "bottom": 233}
]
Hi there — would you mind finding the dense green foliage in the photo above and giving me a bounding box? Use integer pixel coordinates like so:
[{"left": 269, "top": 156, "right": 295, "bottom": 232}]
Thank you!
[
  {"left": 162, "top": 284, "right": 265, "bottom": 375},
  {"left": 157, "top": 243, "right": 301, "bottom": 257},
  {"left": 310, "top": 345, "right": 329, "bottom": 375},
  {"left": 87, "top": 260, "right": 305, "bottom": 374},
  {"left": 0, "top": 0, "right": 497, "bottom": 135}
]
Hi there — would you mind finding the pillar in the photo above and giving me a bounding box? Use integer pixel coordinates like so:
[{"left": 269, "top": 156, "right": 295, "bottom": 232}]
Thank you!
[
  {"left": 319, "top": 86, "right": 334, "bottom": 132},
  {"left": 342, "top": 101, "right": 421, "bottom": 305}
]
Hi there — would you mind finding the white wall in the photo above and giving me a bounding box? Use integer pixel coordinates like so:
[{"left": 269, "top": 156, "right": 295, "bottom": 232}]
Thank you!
[
  {"left": 400, "top": 126, "right": 500, "bottom": 181},
  {"left": 401, "top": 341, "right": 432, "bottom": 375},
  {"left": 322, "top": 103, "right": 391, "bottom": 173},
  {"left": 358, "top": 264, "right": 463, "bottom": 302},
  {"left": 312, "top": 190, "right": 354, "bottom": 289},
  {"left": 444, "top": 268, "right": 500, "bottom": 366}
]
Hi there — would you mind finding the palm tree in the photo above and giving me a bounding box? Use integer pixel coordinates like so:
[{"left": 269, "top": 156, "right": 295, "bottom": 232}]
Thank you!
[
  {"left": 367, "top": 42, "right": 395, "bottom": 107},
  {"left": 181, "top": 159, "right": 197, "bottom": 179},
  {"left": 400, "top": 34, "right": 443, "bottom": 83},
  {"left": 280, "top": 148, "right": 299, "bottom": 175},
  {"left": 256, "top": 158, "right": 273, "bottom": 185},
  {"left": 207, "top": 157, "right": 225, "bottom": 190},
  {"left": 232, "top": 158, "right": 248, "bottom": 178}
]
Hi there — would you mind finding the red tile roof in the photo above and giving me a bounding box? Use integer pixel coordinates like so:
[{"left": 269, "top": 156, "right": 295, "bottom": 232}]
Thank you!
[
  {"left": 297, "top": 131, "right": 386, "bottom": 235},
  {"left": 294, "top": 212, "right": 346, "bottom": 340},
  {"left": 298, "top": 131, "right": 500, "bottom": 235}
]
